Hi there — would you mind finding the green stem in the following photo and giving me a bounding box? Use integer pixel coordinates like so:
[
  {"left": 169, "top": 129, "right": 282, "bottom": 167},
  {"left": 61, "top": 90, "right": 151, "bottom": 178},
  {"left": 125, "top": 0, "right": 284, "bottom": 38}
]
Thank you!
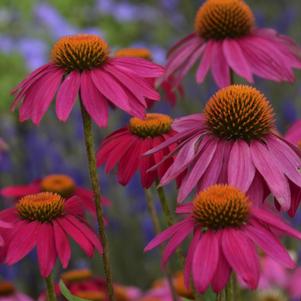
[
  {"left": 80, "top": 102, "right": 115, "bottom": 301},
  {"left": 225, "top": 276, "right": 234, "bottom": 301},
  {"left": 144, "top": 189, "right": 179, "bottom": 301},
  {"left": 45, "top": 274, "right": 57, "bottom": 301},
  {"left": 216, "top": 292, "right": 224, "bottom": 301}
]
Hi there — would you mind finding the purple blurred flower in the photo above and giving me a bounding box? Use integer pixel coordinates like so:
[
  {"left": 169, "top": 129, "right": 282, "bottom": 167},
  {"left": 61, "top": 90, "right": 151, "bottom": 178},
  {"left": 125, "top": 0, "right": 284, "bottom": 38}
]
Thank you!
[
  {"left": 35, "top": 3, "right": 76, "bottom": 39},
  {"left": 0, "top": 36, "right": 14, "bottom": 53}
]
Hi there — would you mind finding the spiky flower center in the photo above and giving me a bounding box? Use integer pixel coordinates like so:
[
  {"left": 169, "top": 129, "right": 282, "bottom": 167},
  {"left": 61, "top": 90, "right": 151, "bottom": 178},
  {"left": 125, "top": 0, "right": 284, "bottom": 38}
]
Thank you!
[
  {"left": 195, "top": 0, "right": 255, "bottom": 40},
  {"left": 41, "top": 174, "right": 76, "bottom": 198},
  {"left": 51, "top": 34, "right": 109, "bottom": 72},
  {"left": 129, "top": 113, "right": 173, "bottom": 138},
  {"left": 16, "top": 192, "right": 64, "bottom": 222},
  {"left": 61, "top": 269, "right": 92, "bottom": 283},
  {"left": 0, "top": 282, "right": 15, "bottom": 296},
  {"left": 192, "top": 185, "right": 250, "bottom": 230},
  {"left": 204, "top": 85, "right": 275, "bottom": 141},
  {"left": 115, "top": 48, "right": 152, "bottom": 60},
  {"left": 75, "top": 291, "right": 106, "bottom": 301}
]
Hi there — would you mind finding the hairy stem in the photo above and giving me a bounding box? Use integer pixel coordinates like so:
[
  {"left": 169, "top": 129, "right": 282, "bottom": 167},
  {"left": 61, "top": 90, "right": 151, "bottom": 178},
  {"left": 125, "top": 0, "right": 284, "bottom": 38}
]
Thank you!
[{"left": 80, "top": 102, "right": 115, "bottom": 301}]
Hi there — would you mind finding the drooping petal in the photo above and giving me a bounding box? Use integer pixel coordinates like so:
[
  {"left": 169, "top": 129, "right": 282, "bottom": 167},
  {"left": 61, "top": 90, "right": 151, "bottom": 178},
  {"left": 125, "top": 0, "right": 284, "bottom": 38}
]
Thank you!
[
  {"left": 228, "top": 140, "right": 255, "bottom": 192},
  {"left": 222, "top": 228, "right": 259, "bottom": 289},
  {"left": 251, "top": 140, "right": 291, "bottom": 210},
  {"left": 53, "top": 220, "right": 71, "bottom": 268},
  {"left": 0, "top": 184, "right": 40, "bottom": 197},
  {"left": 196, "top": 41, "right": 212, "bottom": 83},
  {"left": 36, "top": 223, "right": 57, "bottom": 277},
  {"left": 192, "top": 231, "right": 219, "bottom": 293},
  {"left": 80, "top": 71, "right": 109, "bottom": 128},
  {"left": 56, "top": 71, "right": 81, "bottom": 121}
]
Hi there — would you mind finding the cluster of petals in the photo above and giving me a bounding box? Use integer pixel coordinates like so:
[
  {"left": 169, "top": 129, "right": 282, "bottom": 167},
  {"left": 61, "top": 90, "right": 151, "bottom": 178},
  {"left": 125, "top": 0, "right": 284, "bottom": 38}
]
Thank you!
[
  {"left": 0, "top": 196, "right": 102, "bottom": 277},
  {"left": 145, "top": 193, "right": 301, "bottom": 293},
  {"left": 11, "top": 35, "right": 164, "bottom": 127},
  {"left": 147, "top": 113, "right": 301, "bottom": 215}
]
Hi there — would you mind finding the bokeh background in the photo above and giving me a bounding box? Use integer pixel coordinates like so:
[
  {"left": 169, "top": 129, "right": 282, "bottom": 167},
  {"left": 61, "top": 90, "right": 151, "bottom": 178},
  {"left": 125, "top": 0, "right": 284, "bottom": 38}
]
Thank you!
[{"left": 0, "top": 0, "right": 301, "bottom": 299}]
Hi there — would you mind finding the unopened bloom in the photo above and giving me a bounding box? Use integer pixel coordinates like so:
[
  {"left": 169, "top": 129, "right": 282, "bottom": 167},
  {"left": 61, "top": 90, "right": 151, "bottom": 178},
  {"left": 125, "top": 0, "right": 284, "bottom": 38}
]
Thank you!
[
  {"left": 11, "top": 34, "right": 164, "bottom": 127},
  {"left": 0, "top": 192, "right": 102, "bottom": 277},
  {"left": 164, "top": 0, "right": 301, "bottom": 87},
  {"left": 147, "top": 85, "right": 301, "bottom": 215},
  {"left": 97, "top": 113, "right": 176, "bottom": 188},
  {"left": 0, "top": 281, "right": 33, "bottom": 301},
  {"left": 115, "top": 48, "right": 184, "bottom": 106},
  {"left": 0, "top": 174, "right": 110, "bottom": 213},
  {"left": 145, "top": 185, "right": 301, "bottom": 293}
]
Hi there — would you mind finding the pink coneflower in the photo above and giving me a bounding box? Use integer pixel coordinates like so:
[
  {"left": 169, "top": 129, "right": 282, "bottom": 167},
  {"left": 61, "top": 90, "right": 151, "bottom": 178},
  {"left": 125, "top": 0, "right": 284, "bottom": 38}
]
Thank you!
[
  {"left": 11, "top": 34, "right": 164, "bottom": 127},
  {"left": 97, "top": 113, "right": 176, "bottom": 188},
  {"left": 115, "top": 48, "right": 184, "bottom": 107},
  {"left": 0, "top": 192, "right": 102, "bottom": 277},
  {"left": 146, "top": 85, "right": 301, "bottom": 215},
  {"left": 164, "top": 0, "right": 301, "bottom": 88},
  {"left": 0, "top": 174, "right": 110, "bottom": 213},
  {"left": 0, "top": 281, "right": 33, "bottom": 301},
  {"left": 284, "top": 119, "right": 301, "bottom": 147},
  {"left": 145, "top": 185, "right": 301, "bottom": 293}
]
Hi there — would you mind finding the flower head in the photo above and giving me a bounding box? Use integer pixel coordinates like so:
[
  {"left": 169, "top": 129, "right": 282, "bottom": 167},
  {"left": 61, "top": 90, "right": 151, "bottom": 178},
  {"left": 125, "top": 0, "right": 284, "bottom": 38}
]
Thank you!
[
  {"left": 164, "top": 0, "right": 301, "bottom": 87},
  {"left": 145, "top": 184, "right": 301, "bottom": 293},
  {"left": 0, "top": 174, "right": 111, "bottom": 213},
  {"left": 146, "top": 85, "right": 301, "bottom": 215},
  {"left": 11, "top": 34, "right": 164, "bottom": 127},
  {"left": 0, "top": 192, "right": 102, "bottom": 277},
  {"left": 115, "top": 47, "right": 184, "bottom": 107},
  {"left": 97, "top": 113, "right": 176, "bottom": 188}
]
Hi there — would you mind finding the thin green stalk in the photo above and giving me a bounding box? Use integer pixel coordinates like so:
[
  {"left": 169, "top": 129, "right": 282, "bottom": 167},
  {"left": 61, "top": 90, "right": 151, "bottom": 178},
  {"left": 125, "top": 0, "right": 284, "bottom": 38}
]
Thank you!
[
  {"left": 45, "top": 274, "right": 57, "bottom": 301},
  {"left": 216, "top": 292, "right": 224, "bottom": 301},
  {"left": 144, "top": 188, "right": 179, "bottom": 301},
  {"left": 80, "top": 102, "right": 115, "bottom": 301}
]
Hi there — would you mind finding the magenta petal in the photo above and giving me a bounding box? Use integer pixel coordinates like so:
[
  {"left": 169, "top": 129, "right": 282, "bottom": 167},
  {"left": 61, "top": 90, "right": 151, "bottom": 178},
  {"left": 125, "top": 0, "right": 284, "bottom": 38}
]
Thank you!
[
  {"left": 57, "top": 217, "right": 94, "bottom": 256},
  {"left": 36, "top": 223, "right": 56, "bottom": 277},
  {"left": 178, "top": 136, "right": 217, "bottom": 202},
  {"left": 211, "top": 41, "right": 230, "bottom": 87},
  {"left": 223, "top": 39, "right": 253, "bottom": 83},
  {"left": 196, "top": 41, "right": 212, "bottom": 83},
  {"left": 176, "top": 203, "right": 193, "bottom": 215},
  {"left": 64, "top": 196, "right": 84, "bottom": 216},
  {"left": 251, "top": 140, "right": 290, "bottom": 210},
  {"left": 172, "top": 113, "right": 205, "bottom": 132},
  {"left": 53, "top": 221, "right": 71, "bottom": 268},
  {"left": 80, "top": 71, "right": 109, "bottom": 128},
  {"left": 144, "top": 218, "right": 194, "bottom": 252},
  {"left": 184, "top": 229, "right": 201, "bottom": 288},
  {"left": 161, "top": 220, "right": 194, "bottom": 266},
  {"left": 222, "top": 228, "right": 259, "bottom": 289},
  {"left": 228, "top": 140, "right": 255, "bottom": 192},
  {"left": 211, "top": 250, "right": 231, "bottom": 293},
  {"left": 245, "top": 221, "right": 295, "bottom": 268},
  {"left": 192, "top": 231, "right": 219, "bottom": 293},
  {"left": 56, "top": 71, "right": 80, "bottom": 121},
  {"left": 0, "top": 183, "right": 40, "bottom": 197},
  {"left": 251, "top": 207, "right": 301, "bottom": 240},
  {"left": 6, "top": 220, "right": 39, "bottom": 264}
]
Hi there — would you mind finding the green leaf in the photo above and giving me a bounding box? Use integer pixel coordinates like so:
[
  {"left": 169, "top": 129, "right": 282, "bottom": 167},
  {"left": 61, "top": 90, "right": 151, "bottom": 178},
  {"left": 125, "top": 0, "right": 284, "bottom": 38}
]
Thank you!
[{"left": 59, "top": 280, "right": 91, "bottom": 301}]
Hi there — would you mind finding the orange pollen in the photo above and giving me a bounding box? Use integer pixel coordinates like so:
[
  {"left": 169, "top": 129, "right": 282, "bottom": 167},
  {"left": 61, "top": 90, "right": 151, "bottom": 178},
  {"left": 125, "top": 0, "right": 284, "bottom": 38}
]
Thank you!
[
  {"left": 115, "top": 48, "right": 152, "bottom": 60},
  {"left": 51, "top": 34, "right": 109, "bottom": 72},
  {"left": 129, "top": 113, "right": 173, "bottom": 138},
  {"left": 113, "top": 285, "right": 130, "bottom": 301},
  {"left": 61, "top": 269, "right": 92, "bottom": 283},
  {"left": 75, "top": 291, "right": 106, "bottom": 301},
  {"left": 204, "top": 85, "right": 275, "bottom": 141},
  {"left": 192, "top": 185, "right": 250, "bottom": 230},
  {"left": 195, "top": 0, "right": 255, "bottom": 40},
  {"left": 173, "top": 272, "right": 194, "bottom": 299},
  {"left": 16, "top": 192, "right": 64, "bottom": 222},
  {"left": 0, "top": 282, "right": 15, "bottom": 296},
  {"left": 41, "top": 174, "right": 76, "bottom": 198}
]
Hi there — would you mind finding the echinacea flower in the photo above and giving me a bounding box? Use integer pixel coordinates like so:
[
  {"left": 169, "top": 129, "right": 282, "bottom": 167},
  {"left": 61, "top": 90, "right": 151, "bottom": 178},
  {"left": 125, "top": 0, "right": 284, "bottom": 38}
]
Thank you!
[
  {"left": 284, "top": 119, "right": 301, "bottom": 148},
  {"left": 11, "top": 34, "right": 164, "bottom": 127},
  {"left": 0, "top": 192, "right": 102, "bottom": 277},
  {"left": 97, "top": 113, "right": 176, "bottom": 188},
  {"left": 0, "top": 174, "right": 110, "bottom": 213},
  {"left": 146, "top": 85, "right": 301, "bottom": 215},
  {"left": 145, "top": 185, "right": 301, "bottom": 293},
  {"left": 115, "top": 48, "right": 184, "bottom": 106},
  {"left": 164, "top": 0, "right": 301, "bottom": 87},
  {"left": 0, "top": 281, "right": 34, "bottom": 301}
]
